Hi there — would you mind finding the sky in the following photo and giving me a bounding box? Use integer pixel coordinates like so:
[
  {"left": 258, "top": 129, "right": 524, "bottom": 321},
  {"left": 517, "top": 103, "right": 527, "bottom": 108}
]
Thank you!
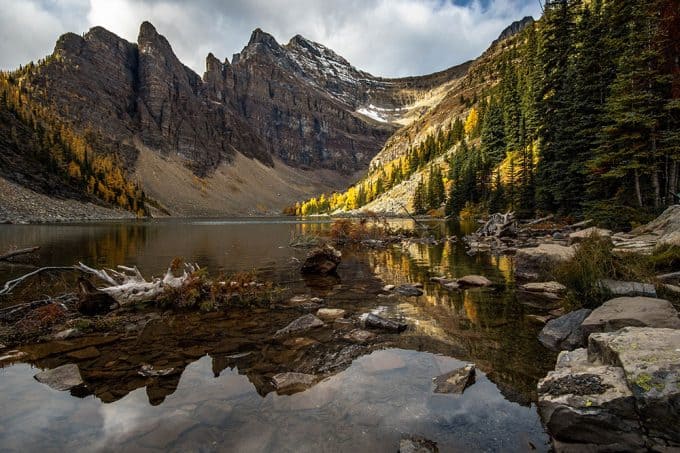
[{"left": 0, "top": 0, "right": 542, "bottom": 77}]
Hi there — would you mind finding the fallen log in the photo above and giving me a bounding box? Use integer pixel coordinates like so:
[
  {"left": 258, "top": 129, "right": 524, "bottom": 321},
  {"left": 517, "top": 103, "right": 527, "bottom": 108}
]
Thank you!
[
  {"left": 0, "top": 266, "right": 77, "bottom": 296},
  {"left": 0, "top": 246, "right": 40, "bottom": 262},
  {"left": 525, "top": 215, "right": 554, "bottom": 226},
  {"left": 477, "top": 212, "right": 516, "bottom": 237}
]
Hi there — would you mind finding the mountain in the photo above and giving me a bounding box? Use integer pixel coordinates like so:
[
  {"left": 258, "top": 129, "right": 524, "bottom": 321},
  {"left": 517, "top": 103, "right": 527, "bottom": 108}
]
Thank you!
[{"left": 0, "top": 21, "right": 470, "bottom": 219}]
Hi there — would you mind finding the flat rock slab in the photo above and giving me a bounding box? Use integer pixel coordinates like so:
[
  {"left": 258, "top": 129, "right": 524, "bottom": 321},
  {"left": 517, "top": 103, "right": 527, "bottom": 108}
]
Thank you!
[
  {"left": 399, "top": 435, "right": 439, "bottom": 453},
  {"left": 521, "top": 281, "right": 566, "bottom": 293},
  {"left": 275, "top": 314, "right": 325, "bottom": 337},
  {"left": 515, "top": 244, "right": 576, "bottom": 279},
  {"left": 316, "top": 308, "right": 346, "bottom": 320},
  {"left": 457, "top": 275, "right": 492, "bottom": 287},
  {"left": 588, "top": 327, "right": 680, "bottom": 445},
  {"left": 538, "top": 308, "right": 592, "bottom": 351},
  {"left": 433, "top": 364, "right": 476, "bottom": 394},
  {"left": 581, "top": 296, "right": 680, "bottom": 340},
  {"left": 271, "top": 372, "right": 316, "bottom": 394},
  {"left": 360, "top": 313, "right": 408, "bottom": 332},
  {"left": 394, "top": 285, "right": 423, "bottom": 296},
  {"left": 66, "top": 346, "right": 101, "bottom": 360},
  {"left": 598, "top": 279, "right": 657, "bottom": 298},
  {"left": 34, "top": 364, "right": 84, "bottom": 391}
]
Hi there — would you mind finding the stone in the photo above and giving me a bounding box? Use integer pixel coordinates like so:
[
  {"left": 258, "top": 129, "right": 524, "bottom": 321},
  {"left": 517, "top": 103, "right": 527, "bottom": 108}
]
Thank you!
[
  {"left": 554, "top": 348, "right": 590, "bottom": 371},
  {"left": 581, "top": 296, "right": 680, "bottom": 340},
  {"left": 588, "top": 327, "right": 680, "bottom": 445},
  {"left": 520, "top": 281, "right": 566, "bottom": 293},
  {"left": 67, "top": 346, "right": 101, "bottom": 360},
  {"left": 383, "top": 284, "right": 395, "bottom": 291},
  {"left": 457, "top": 275, "right": 492, "bottom": 287},
  {"left": 538, "top": 309, "right": 592, "bottom": 351},
  {"left": 139, "top": 364, "right": 175, "bottom": 377},
  {"left": 343, "top": 329, "right": 376, "bottom": 344},
  {"left": 282, "top": 337, "right": 318, "bottom": 349},
  {"left": 274, "top": 314, "right": 324, "bottom": 337},
  {"left": 284, "top": 295, "right": 323, "bottom": 311},
  {"left": 394, "top": 285, "right": 423, "bottom": 296},
  {"left": 568, "top": 227, "right": 612, "bottom": 244},
  {"left": 433, "top": 364, "right": 476, "bottom": 394},
  {"left": 515, "top": 244, "right": 576, "bottom": 279},
  {"left": 399, "top": 435, "right": 439, "bottom": 453},
  {"left": 301, "top": 245, "right": 342, "bottom": 275},
  {"left": 271, "top": 372, "right": 316, "bottom": 394},
  {"left": 316, "top": 308, "right": 346, "bottom": 320},
  {"left": 537, "top": 363, "right": 645, "bottom": 449},
  {"left": 359, "top": 313, "right": 408, "bottom": 332},
  {"left": 53, "top": 328, "right": 81, "bottom": 340},
  {"left": 34, "top": 364, "right": 84, "bottom": 391},
  {"left": 597, "top": 279, "right": 657, "bottom": 298}
]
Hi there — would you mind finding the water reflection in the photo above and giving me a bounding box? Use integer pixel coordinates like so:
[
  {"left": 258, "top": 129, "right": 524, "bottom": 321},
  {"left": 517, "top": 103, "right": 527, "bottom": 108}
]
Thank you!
[{"left": 0, "top": 219, "right": 553, "bottom": 451}]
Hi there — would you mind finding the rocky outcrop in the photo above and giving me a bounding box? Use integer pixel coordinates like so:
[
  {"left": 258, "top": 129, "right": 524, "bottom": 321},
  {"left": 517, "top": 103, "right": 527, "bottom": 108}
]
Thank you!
[
  {"left": 539, "top": 327, "right": 680, "bottom": 450},
  {"left": 581, "top": 296, "right": 680, "bottom": 339}
]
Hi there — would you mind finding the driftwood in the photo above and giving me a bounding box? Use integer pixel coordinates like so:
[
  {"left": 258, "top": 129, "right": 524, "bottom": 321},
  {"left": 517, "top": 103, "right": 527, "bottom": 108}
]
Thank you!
[
  {"left": 525, "top": 214, "right": 554, "bottom": 226},
  {"left": 564, "top": 219, "right": 594, "bottom": 230},
  {"left": 0, "top": 261, "right": 199, "bottom": 305},
  {"left": 0, "top": 246, "right": 40, "bottom": 262},
  {"left": 477, "top": 212, "right": 516, "bottom": 237},
  {"left": 397, "top": 203, "right": 430, "bottom": 230}
]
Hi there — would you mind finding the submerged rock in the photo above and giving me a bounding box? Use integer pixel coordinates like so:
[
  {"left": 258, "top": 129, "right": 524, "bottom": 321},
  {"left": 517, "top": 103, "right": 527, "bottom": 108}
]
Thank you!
[
  {"left": 271, "top": 372, "right": 316, "bottom": 394},
  {"left": 597, "top": 279, "right": 657, "bottom": 298},
  {"left": 457, "top": 275, "right": 492, "bottom": 287},
  {"left": 538, "top": 309, "right": 592, "bottom": 351},
  {"left": 359, "top": 313, "right": 407, "bottom": 332},
  {"left": 399, "top": 435, "right": 439, "bottom": 453},
  {"left": 34, "top": 364, "right": 84, "bottom": 391},
  {"left": 394, "top": 285, "right": 423, "bottom": 296},
  {"left": 275, "top": 314, "right": 325, "bottom": 337},
  {"left": 581, "top": 296, "right": 680, "bottom": 340},
  {"left": 343, "top": 329, "right": 376, "bottom": 344},
  {"left": 433, "top": 364, "right": 476, "bottom": 394},
  {"left": 316, "top": 308, "right": 346, "bottom": 321},
  {"left": 300, "top": 245, "right": 342, "bottom": 275}
]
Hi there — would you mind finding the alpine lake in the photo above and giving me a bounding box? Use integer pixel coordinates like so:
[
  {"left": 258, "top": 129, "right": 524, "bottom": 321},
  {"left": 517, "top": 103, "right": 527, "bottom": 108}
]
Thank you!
[{"left": 0, "top": 218, "right": 556, "bottom": 452}]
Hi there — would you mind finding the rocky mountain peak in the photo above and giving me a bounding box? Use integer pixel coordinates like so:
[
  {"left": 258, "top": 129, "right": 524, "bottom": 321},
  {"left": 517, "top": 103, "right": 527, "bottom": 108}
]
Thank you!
[
  {"left": 492, "top": 16, "right": 534, "bottom": 46},
  {"left": 286, "top": 34, "right": 353, "bottom": 70},
  {"left": 137, "top": 21, "right": 175, "bottom": 56},
  {"left": 247, "top": 28, "right": 280, "bottom": 49}
]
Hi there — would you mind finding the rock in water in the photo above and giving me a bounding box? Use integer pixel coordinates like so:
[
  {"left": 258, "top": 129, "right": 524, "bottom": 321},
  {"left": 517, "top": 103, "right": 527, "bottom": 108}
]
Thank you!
[
  {"left": 515, "top": 244, "right": 576, "bottom": 279},
  {"left": 538, "top": 309, "right": 591, "bottom": 351},
  {"left": 457, "top": 275, "right": 492, "bottom": 287},
  {"left": 275, "top": 314, "right": 325, "bottom": 337},
  {"left": 568, "top": 227, "right": 612, "bottom": 244},
  {"left": 271, "top": 372, "right": 316, "bottom": 394},
  {"left": 433, "top": 364, "right": 476, "bottom": 394},
  {"left": 394, "top": 285, "right": 423, "bottom": 296},
  {"left": 300, "top": 245, "right": 342, "bottom": 275},
  {"left": 34, "top": 364, "right": 84, "bottom": 391},
  {"left": 581, "top": 296, "right": 680, "bottom": 340},
  {"left": 520, "top": 281, "right": 566, "bottom": 294},
  {"left": 316, "top": 308, "right": 346, "bottom": 321},
  {"left": 343, "top": 329, "right": 376, "bottom": 344},
  {"left": 360, "top": 313, "right": 407, "bottom": 332},
  {"left": 399, "top": 435, "right": 439, "bottom": 453}
]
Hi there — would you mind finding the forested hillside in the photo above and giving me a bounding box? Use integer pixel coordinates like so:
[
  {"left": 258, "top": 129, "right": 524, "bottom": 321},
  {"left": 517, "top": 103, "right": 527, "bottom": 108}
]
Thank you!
[{"left": 296, "top": 0, "right": 679, "bottom": 229}]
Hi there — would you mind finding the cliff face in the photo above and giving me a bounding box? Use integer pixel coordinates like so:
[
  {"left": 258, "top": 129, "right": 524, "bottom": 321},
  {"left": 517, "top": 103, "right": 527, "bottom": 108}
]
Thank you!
[{"left": 1, "top": 21, "right": 477, "bottom": 216}]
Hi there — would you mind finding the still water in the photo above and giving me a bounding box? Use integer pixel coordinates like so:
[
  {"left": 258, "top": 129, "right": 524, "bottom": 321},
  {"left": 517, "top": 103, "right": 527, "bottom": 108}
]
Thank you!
[{"left": 0, "top": 218, "right": 555, "bottom": 452}]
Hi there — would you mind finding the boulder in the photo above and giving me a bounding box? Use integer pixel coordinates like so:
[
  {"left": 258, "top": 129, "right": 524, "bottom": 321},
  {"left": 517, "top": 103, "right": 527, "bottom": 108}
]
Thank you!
[
  {"left": 597, "top": 279, "right": 657, "bottom": 298},
  {"left": 568, "top": 227, "right": 612, "bottom": 244},
  {"left": 316, "top": 308, "right": 346, "bottom": 321},
  {"left": 457, "top": 275, "right": 492, "bottom": 287},
  {"left": 300, "top": 245, "right": 341, "bottom": 275},
  {"left": 274, "top": 314, "right": 324, "bottom": 337},
  {"left": 359, "top": 313, "right": 407, "bottom": 333},
  {"left": 271, "top": 372, "right": 316, "bottom": 394},
  {"left": 537, "top": 362, "right": 645, "bottom": 450},
  {"left": 588, "top": 327, "right": 680, "bottom": 445},
  {"left": 34, "top": 364, "right": 84, "bottom": 391},
  {"left": 538, "top": 309, "right": 592, "bottom": 351},
  {"left": 394, "top": 285, "right": 423, "bottom": 296},
  {"left": 521, "top": 281, "right": 566, "bottom": 293},
  {"left": 399, "top": 435, "right": 439, "bottom": 453},
  {"left": 382, "top": 284, "right": 395, "bottom": 291},
  {"left": 515, "top": 244, "right": 576, "bottom": 279},
  {"left": 581, "top": 297, "right": 680, "bottom": 340},
  {"left": 432, "top": 364, "right": 476, "bottom": 394}
]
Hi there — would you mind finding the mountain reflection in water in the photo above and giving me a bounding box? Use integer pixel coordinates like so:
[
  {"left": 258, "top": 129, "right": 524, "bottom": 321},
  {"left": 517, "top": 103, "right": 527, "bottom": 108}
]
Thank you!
[{"left": 0, "top": 218, "right": 554, "bottom": 452}]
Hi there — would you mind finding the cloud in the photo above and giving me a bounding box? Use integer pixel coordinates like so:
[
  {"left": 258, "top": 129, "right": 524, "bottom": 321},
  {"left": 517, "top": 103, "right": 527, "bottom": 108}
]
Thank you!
[{"left": 0, "top": 0, "right": 541, "bottom": 77}]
